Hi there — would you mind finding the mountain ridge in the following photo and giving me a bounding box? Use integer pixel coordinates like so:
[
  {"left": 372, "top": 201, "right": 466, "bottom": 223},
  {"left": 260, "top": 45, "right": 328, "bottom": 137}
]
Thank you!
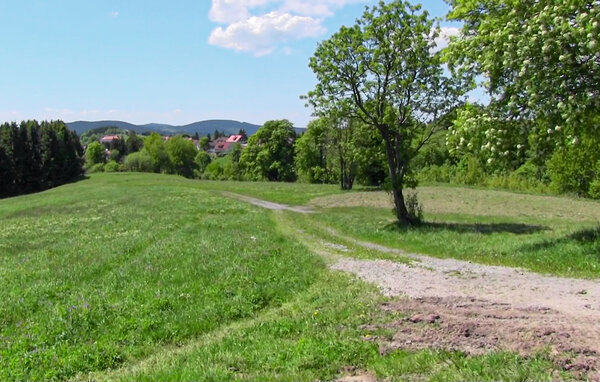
[{"left": 67, "top": 120, "right": 305, "bottom": 136}]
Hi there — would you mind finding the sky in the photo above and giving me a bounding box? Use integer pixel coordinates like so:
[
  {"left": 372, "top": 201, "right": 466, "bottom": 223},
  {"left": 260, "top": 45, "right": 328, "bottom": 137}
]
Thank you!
[{"left": 0, "top": 0, "right": 460, "bottom": 127}]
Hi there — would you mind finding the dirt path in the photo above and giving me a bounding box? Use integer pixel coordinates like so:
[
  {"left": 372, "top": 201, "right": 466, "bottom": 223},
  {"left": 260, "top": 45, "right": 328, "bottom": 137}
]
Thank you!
[
  {"left": 227, "top": 193, "right": 600, "bottom": 378},
  {"left": 222, "top": 191, "right": 314, "bottom": 213}
]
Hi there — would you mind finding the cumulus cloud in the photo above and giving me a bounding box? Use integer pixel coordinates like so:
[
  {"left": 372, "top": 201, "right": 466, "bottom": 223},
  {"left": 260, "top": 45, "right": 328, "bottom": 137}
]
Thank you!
[
  {"left": 209, "top": 11, "right": 325, "bottom": 55},
  {"left": 208, "top": 0, "right": 368, "bottom": 55},
  {"left": 435, "top": 26, "right": 461, "bottom": 49}
]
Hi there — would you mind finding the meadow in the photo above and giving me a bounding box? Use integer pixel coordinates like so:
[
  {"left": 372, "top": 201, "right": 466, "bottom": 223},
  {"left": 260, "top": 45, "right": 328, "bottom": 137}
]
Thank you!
[{"left": 2, "top": 173, "right": 595, "bottom": 380}]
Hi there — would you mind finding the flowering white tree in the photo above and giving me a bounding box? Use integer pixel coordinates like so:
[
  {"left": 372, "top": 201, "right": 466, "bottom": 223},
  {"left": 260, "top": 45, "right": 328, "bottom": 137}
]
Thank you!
[{"left": 447, "top": 0, "right": 600, "bottom": 147}]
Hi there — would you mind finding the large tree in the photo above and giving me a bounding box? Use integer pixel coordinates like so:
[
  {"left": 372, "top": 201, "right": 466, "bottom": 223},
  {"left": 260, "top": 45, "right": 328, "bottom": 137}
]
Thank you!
[
  {"left": 166, "top": 136, "right": 198, "bottom": 178},
  {"left": 446, "top": 0, "right": 600, "bottom": 141},
  {"left": 306, "top": 0, "right": 463, "bottom": 223},
  {"left": 240, "top": 120, "right": 296, "bottom": 182}
]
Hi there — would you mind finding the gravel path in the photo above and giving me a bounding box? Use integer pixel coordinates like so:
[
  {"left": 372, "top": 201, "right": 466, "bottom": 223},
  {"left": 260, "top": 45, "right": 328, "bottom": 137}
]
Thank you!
[{"left": 331, "top": 245, "right": 600, "bottom": 318}]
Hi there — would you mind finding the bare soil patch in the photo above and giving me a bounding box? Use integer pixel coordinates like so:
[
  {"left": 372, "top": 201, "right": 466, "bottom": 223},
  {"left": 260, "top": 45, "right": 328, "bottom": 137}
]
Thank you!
[
  {"left": 365, "top": 297, "right": 599, "bottom": 379},
  {"left": 332, "top": 254, "right": 600, "bottom": 380}
]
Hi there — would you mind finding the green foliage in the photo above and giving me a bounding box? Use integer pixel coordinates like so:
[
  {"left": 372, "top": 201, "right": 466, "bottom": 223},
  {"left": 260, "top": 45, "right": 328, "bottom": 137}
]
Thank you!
[
  {"left": 295, "top": 118, "right": 335, "bottom": 184},
  {"left": 197, "top": 136, "right": 210, "bottom": 151},
  {"left": 165, "top": 136, "right": 198, "bottom": 178},
  {"left": 86, "top": 141, "right": 105, "bottom": 167},
  {"left": 447, "top": 104, "right": 529, "bottom": 172},
  {"left": 240, "top": 120, "right": 297, "bottom": 182},
  {"left": 0, "top": 120, "right": 83, "bottom": 198},
  {"left": 88, "top": 162, "right": 105, "bottom": 173},
  {"left": 194, "top": 150, "right": 212, "bottom": 177},
  {"left": 109, "top": 149, "right": 121, "bottom": 162},
  {"left": 306, "top": 0, "right": 463, "bottom": 223},
  {"left": 447, "top": 0, "right": 599, "bottom": 142},
  {"left": 104, "top": 160, "right": 119, "bottom": 172},
  {"left": 453, "top": 155, "right": 486, "bottom": 186},
  {"left": 123, "top": 151, "right": 155, "bottom": 173},
  {"left": 203, "top": 158, "right": 227, "bottom": 180},
  {"left": 142, "top": 133, "right": 171, "bottom": 173},
  {"left": 547, "top": 133, "right": 600, "bottom": 197},
  {"left": 126, "top": 131, "right": 143, "bottom": 154}
]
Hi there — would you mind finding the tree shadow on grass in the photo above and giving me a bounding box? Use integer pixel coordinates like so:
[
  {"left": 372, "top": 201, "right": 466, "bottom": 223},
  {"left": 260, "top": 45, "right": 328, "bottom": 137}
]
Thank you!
[
  {"left": 517, "top": 226, "right": 600, "bottom": 256},
  {"left": 384, "top": 220, "right": 550, "bottom": 235}
]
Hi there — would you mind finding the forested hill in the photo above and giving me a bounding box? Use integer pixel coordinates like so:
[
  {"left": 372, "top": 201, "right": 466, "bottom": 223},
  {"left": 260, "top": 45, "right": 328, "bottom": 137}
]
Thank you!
[{"left": 67, "top": 120, "right": 262, "bottom": 136}]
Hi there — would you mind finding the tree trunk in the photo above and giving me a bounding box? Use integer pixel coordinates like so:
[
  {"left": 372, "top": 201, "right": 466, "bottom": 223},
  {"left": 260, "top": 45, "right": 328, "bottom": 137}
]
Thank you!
[{"left": 382, "top": 136, "right": 412, "bottom": 224}]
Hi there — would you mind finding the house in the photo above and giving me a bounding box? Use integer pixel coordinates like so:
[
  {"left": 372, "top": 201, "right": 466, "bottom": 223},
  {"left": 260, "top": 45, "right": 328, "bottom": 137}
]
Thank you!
[
  {"left": 226, "top": 135, "right": 244, "bottom": 144},
  {"left": 100, "top": 135, "right": 121, "bottom": 144}
]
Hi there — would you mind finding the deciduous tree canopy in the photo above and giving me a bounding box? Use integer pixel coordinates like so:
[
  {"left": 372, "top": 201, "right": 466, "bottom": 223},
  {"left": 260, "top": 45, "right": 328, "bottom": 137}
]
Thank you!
[{"left": 306, "top": 0, "right": 463, "bottom": 223}]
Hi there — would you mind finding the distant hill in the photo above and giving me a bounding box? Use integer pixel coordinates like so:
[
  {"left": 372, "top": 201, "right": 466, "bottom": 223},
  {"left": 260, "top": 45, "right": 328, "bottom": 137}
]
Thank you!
[{"left": 67, "top": 120, "right": 305, "bottom": 136}]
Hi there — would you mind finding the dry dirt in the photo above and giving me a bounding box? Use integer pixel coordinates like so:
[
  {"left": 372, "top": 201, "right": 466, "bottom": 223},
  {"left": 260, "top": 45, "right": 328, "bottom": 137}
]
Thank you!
[{"left": 331, "top": 244, "right": 600, "bottom": 380}]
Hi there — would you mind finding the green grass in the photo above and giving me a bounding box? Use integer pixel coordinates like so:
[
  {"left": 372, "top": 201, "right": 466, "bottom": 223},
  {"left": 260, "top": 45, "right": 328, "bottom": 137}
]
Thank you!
[
  {"left": 196, "top": 179, "right": 344, "bottom": 205},
  {"left": 307, "top": 188, "right": 600, "bottom": 279},
  {"left": 0, "top": 173, "right": 322, "bottom": 380},
  {"left": 0, "top": 173, "right": 574, "bottom": 380}
]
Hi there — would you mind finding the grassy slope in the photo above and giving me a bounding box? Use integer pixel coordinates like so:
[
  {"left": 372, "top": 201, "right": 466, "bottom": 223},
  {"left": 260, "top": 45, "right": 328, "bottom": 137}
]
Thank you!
[
  {"left": 0, "top": 173, "right": 323, "bottom": 380},
  {"left": 0, "top": 174, "right": 567, "bottom": 380}
]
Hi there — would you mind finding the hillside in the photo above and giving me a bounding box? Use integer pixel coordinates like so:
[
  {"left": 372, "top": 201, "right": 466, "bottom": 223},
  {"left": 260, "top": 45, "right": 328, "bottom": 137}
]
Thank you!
[
  {"left": 67, "top": 119, "right": 261, "bottom": 136},
  {"left": 67, "top": 120, "right": 305, "bottom": 136}
]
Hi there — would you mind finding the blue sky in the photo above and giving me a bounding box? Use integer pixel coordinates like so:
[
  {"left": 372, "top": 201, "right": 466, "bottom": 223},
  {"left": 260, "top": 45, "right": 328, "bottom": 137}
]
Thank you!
[{"left": 0, "top": 0, "right": 459, "bottom": 127}]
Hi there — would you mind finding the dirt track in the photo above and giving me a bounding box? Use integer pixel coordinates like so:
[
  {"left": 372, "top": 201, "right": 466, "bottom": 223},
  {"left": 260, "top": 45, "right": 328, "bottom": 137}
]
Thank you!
[{"left": 226, "top": 192, "right": 600, "bottom": 379}]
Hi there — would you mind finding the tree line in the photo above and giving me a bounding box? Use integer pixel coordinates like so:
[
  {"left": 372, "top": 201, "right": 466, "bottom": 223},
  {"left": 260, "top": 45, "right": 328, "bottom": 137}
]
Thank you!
[{"left": 0, "top": 120, "right": 83, "bottom": 198}]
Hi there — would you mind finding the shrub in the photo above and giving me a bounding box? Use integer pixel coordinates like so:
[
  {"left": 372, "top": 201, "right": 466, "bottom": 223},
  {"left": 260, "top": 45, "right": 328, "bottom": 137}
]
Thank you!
[
  {"left": 124, "top": 151, "right": 154, "bottom": 173},
  {"left": 404, "top": 190, "right": 423, "bottom": 223},
  {"left": 88, "top": 163, "right": 105, "bottom": 173},
  {"left": 453, "top": 155, "right": 486, "bottom": 185},
  {"left": 109, "top": 149, "right": 120, "bottom": 162},
  {"left": 104, "top": 161, "right": 119, "bottom": 173},
  {"left": 203, "top": 160, "right": 225, "bottom": 180},
  {"left": 417, "top": 164, "right": 452, "bottom": 183},
  {"left": 547, "top": 135, "right": 600, "bottom": 197}
]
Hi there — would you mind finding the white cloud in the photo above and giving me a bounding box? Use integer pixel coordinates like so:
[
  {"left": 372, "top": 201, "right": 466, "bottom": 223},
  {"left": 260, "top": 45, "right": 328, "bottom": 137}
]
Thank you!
[
  {"left": 280, "top": 0, "right": 366, "bottom": 16},
  {"left": 108, "top": 11, "right": 119, "bottom": 17},
  {"left": 208, "top": 0, "right": 368, "bottom": 55},
  {"left": 209, "top": 11, "right": 325, "bottom": 56},
  {"left": 209, "top": 0, "right": 271, "bottom": 23},
  {"left": 435, "top": 26, "right": 461, "bottom": 49}
]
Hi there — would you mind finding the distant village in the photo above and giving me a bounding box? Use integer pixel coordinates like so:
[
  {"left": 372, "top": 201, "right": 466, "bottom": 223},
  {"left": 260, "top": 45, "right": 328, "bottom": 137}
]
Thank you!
[{"left": 98, "top": 133, "right": 247, "bottom": 156}]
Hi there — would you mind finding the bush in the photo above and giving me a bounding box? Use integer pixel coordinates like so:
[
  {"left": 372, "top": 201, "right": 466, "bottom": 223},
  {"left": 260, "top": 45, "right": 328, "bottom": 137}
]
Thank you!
[
  {"left": 124, "top": 151, "right": 154, "bottom": 173},
  {"left": 203, "top": 159, "right": 226, "bottom": 180},
  {"left": 88, "top": 163, "right": 105, "bottom": 173},
  {"left": 109, "top": 149, "right": 120, "bottom": 162},
  {"left": 405, "top": 190, "right": 423, "bottom": 223},
  {"left": 453, "top": 155, "right": 486, "bottom": 185},
  {"left": 589, "top": 179, "right": 600, "bottom": 199},
  {"left": 417, "top": 164, "right": 452, "bottom": 183},
  {"left": 547, "top": 135, "right": 600, "bottom": 197},
  {"left": 104, "top": 161, "right": 119, "bottom": 172},
  {"left": 194, "top": 151, "right": 212, "bottom": 175}
]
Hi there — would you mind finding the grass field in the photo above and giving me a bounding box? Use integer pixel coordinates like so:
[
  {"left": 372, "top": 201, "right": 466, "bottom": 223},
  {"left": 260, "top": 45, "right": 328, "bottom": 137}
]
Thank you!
[
  {"left": 307, "top": 188, "right": 600, "bottom": 278},
  {"left": 1, "top": 173, "right": 588, "bottom": 380}
]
